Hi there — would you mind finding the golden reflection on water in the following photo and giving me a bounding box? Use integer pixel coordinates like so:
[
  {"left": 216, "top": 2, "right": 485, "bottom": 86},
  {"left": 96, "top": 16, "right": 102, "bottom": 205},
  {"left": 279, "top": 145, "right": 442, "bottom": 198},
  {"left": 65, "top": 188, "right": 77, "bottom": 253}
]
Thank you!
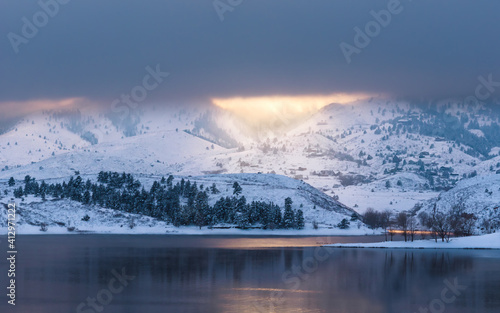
[
  {"left": 217, "top": 287, "right": 383, "bottom": 313},
  {"left": 208, "top": 236, "right": 385, "bottom": 249},
  {"left": 231, "top": 288, "right": 322, "bottom": 294},
  {"left": 213, "top": 238, "right": 325, "bottom": 249}
]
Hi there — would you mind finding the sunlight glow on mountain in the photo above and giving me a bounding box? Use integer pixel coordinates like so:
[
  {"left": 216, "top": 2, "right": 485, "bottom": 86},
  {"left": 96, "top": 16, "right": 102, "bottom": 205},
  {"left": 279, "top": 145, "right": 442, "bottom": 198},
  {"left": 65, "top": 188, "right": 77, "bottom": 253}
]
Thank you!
[
  {"left": 0, "top": 97, "right": 87, "bottom": 119},
  {"left": 211, "top": 93, "right": 371, "bottom": 128}
]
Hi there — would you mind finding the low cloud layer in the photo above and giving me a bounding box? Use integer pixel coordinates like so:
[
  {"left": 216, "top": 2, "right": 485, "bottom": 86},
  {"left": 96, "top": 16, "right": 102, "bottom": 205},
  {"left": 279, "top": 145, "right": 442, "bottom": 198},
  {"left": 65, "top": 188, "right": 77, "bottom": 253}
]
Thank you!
[{"left": 1, "top": 0, "right": 500, "bottom": 119}]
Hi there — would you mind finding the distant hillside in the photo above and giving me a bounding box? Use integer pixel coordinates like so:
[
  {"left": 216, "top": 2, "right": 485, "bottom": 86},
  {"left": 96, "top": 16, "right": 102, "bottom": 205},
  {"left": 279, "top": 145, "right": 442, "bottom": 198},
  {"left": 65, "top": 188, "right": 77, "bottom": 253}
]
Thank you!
[{"left": 416, "top": 175, "right": 500, "bottom": 234}]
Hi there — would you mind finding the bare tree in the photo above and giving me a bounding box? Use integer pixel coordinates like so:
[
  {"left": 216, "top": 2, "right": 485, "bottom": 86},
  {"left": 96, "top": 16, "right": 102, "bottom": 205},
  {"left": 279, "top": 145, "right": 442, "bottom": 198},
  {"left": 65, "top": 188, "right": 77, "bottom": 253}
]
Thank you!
[
  {"left": 418, "top": 210, "right": 437, "bottom": 242},
  {"left": 387, "top": 214, "right": 397, "bottom": 241},
  {"left": 379, "top": 210, "right": 392, "bottom": 241},
  {"left": 408, "top": 215, "right": 417, "bottom": 242},
  {"left": 363, "top": 208, "right": 380, "bottom": 230},
  {"left": 432, "top": 210, "right": 451, "bottom": 242},
  {"left": 363, "top": 208, "right": 394, "bottom": 241},
  {"left": 448, "top": 203, "right": 477, "bottom": 237},
  {"left": 396, "top": 212, "right": 409, "bottom": 242}
]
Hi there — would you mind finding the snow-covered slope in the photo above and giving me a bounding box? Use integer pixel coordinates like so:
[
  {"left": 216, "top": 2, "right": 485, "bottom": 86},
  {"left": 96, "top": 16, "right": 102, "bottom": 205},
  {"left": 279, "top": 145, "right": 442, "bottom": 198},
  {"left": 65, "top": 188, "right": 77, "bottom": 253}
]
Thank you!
[
  {"left": 416, "top": 175, "right": 500, "bottom": 233},
  {"left": 187, "top": 173, "right": 359, "bottom": 224},
  {"left": 1, "top": 97, "right": 500, "bottom": 228},
  {"left": 0, "top": 173, "right": 368, "bottom": 234}
]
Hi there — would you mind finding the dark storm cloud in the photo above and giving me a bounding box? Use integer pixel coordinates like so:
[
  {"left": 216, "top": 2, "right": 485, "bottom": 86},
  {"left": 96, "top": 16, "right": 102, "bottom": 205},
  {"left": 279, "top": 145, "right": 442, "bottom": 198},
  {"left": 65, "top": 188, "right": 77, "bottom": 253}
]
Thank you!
[{"left": 1, "top": 0, "right": 500, "bottom": 115}]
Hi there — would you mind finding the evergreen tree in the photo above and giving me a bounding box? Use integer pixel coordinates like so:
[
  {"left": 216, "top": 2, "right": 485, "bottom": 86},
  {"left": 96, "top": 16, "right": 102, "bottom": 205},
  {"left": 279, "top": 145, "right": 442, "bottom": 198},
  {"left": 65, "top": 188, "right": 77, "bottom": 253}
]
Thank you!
[
  {"left": 232, "top": 182, "right": 243, "bottom": 196},
  {"left": 272, "top": 205, "right": 282, "bottom": 229},
  {"left": 236, "top": 196, "right": 247, "bottom": 212},
  {"left": 236, "top": 211, "right": 250, "bottom": 229},
  {"left": 24, "top": 175, "right": 34, "bottom": 194},
  {"left": 296, "top": 209, "right": 305, "bottom": 229},
  {"left": 224, "top": 196, "right": 234, "bottom": 223},
  {"left": 13, "top": 187, "right": 23, "bottom": 198},
  {"left": 97, "top": 171, "right": 108, "bottom": 183},
  {"left": 144, "top": 194, "right": 156, "bottom": 216},
  {"left": 8, "top": 177, "right": 15, "bottom": 187},
  {"left": 24, "top": 175, "right": 31, "bottom": 186},
  {"left": 337, "top": 218, "right": 350, "bottom": 229},
  {"left": 187, "top": 182, "right": 197, "bottom": 208},
  {"left": 213, "top": 198, "right": 225, "bottom": 224},
  {"left": 210, "top": 183, "right": 220, "bottom": 194},
  {"left": 282, "top": 197, "right": 295, "bottom": 228},
  {"left": 167, "top": 175, "right": 174, "bottom": 189},
  {"left": 32, "top": 181, "right": 40, "bottom": 196},
  {"left": 248, "top": 201, "right": 259, "bottom": 224},
  {"left": 75, "top": 176, "right": 83, "bottom": 189},
  {"left": 85, "top": 179, "right": 92, "bottom": 190},
  {"left": 184, "top": 180, "right": 191, "bottom": 197},
  {"left": 261, "top": 203, "right": 272, "bottom": 229},
  {"left": 150, "top": 181, "right": 161, "bottom": 194},
  {"left": 180, "top": 178, "right": 186, "bottom": 194},
  {"left": 82, "top": 190, "right": 91, "bottom": 204},
  {"left": 350, "top": 213, "right": 358, "bottom": 222},
  {"left": 194, "top": 208, "right": 205, "bottom": 229},
  {"left": 194, "top": 191, "right": 209, "bottom": 228}
]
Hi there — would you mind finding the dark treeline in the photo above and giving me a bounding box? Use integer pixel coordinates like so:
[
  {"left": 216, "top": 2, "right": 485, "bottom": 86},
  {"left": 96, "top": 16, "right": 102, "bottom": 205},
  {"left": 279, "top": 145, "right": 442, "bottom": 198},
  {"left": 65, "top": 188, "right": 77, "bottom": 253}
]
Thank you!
[
  {"left": 10, "top": 172, "right": 305, "bottom": 230},
  {"left": 362, "top": 204, "right": 492, "bottom": 243}
]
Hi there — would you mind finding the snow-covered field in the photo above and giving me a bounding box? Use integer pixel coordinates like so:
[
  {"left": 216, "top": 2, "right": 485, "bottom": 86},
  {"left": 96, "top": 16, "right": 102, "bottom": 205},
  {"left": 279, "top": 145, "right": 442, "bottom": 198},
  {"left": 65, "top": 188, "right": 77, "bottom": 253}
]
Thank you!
[
  {"left": 325, "top": 232, "right": 500, "bottom": 249},
  {"left": 333, "top": 172, "right": 439, "bottom": 214}
]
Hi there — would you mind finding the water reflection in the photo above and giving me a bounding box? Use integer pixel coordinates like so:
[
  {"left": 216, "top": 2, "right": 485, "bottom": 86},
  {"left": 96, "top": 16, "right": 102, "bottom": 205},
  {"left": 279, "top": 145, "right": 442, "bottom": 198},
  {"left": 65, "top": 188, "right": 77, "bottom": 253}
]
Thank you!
[{"left": 0, "top": 235, "right": 499, "bottom": 313}]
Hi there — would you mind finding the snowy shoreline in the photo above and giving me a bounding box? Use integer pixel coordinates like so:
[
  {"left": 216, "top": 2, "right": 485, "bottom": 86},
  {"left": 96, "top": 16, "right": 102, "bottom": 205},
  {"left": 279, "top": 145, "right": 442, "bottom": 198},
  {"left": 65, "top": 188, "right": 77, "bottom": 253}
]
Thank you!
[
  {"left": 0, "top": 225, "right": 381, "bottom": 236},
  {"left": 324, "top": 233, "right": 500, "bottom": 249}
]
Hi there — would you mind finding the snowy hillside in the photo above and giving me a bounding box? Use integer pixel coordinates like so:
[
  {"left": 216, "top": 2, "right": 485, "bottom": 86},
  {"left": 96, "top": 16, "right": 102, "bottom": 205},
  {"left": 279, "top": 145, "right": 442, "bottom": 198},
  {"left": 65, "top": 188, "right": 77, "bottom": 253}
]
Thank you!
[
  {"left": 1, "top": 97, "right": 500, "bottom": 228},
  {"left": 187, "top": 173, "right": 358, "bottom": 223},
  {"left": 0, "top": 173, "right": 368, "bottom": 234},
  {"left": 416, "top": 174, "right": 500, "bottom": 234}
]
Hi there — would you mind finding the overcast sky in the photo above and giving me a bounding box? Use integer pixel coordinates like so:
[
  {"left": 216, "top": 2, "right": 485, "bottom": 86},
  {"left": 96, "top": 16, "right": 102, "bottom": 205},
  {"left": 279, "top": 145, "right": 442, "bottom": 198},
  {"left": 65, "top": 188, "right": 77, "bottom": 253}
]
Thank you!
[{"left": 1, "top": 0, "right": 500, "bottom": 118}]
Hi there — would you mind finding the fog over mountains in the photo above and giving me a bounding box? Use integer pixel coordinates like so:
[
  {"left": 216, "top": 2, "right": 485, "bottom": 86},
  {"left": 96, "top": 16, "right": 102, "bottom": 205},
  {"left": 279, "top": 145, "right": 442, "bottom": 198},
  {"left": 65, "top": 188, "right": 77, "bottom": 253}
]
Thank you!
[{"left": 1, "top": 98, "right": 499, "bottom": 232}]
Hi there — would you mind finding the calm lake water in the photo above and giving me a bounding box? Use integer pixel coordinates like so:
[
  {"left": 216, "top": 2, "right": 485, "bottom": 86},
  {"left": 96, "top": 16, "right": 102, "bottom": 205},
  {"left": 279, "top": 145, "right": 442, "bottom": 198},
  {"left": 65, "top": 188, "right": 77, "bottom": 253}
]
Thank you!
[{"left": 1, "top": 235, "right": 499, "bottom": 313}]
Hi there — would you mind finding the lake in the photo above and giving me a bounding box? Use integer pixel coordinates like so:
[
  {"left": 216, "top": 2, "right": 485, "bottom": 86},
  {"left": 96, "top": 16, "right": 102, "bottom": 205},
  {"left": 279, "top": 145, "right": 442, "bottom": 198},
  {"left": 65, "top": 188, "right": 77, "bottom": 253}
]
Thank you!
[{"left": 1, "top": 235, "right": 499, "bottom": 312}]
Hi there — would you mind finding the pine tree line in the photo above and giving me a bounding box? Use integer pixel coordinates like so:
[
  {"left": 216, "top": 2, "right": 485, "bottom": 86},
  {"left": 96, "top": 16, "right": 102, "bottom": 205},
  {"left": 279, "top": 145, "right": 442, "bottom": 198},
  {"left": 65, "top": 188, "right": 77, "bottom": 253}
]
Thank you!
[{"left": 9, "top": 172, "right": 305, "bottom": 229}]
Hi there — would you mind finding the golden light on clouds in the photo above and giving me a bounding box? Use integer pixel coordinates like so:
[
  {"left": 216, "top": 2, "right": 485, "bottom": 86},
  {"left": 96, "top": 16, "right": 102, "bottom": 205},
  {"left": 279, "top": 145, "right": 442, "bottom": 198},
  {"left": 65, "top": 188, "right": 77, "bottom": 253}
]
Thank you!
[
  {"left": 212, "top": 93, "right": 371, "bottom": 128},
  {"left": 0, "top": 97, "right": 87, "bottom": 118}
]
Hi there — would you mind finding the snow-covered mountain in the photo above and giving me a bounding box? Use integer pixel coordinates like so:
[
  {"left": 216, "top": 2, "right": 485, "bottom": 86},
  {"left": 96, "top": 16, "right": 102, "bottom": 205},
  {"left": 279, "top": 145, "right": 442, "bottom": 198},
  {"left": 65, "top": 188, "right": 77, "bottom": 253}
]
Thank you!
[{"left": 1, "top": 97, "right": 500, "bottom": 230}]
